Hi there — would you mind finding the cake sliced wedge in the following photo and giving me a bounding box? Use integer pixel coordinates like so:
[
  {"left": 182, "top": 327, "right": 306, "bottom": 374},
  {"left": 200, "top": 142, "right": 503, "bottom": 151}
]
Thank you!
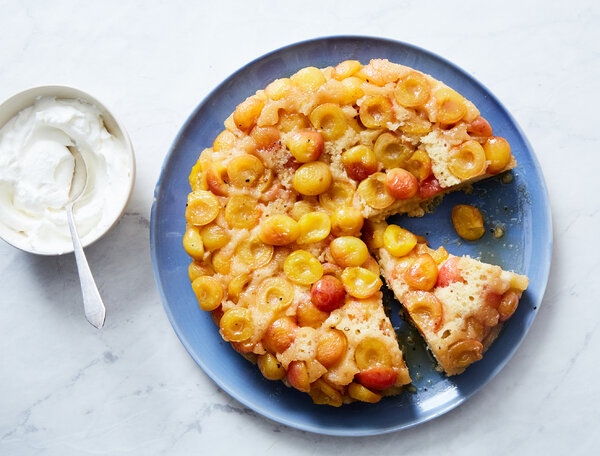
[{"left": 364, "top": 220, "right": 529, "bottom": 375}]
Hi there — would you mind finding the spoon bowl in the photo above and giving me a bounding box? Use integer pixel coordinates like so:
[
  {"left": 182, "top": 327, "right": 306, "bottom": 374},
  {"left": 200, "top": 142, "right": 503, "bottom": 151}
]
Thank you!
[{"left": 66, "top": 145, "right": 88, "bottom": 205}]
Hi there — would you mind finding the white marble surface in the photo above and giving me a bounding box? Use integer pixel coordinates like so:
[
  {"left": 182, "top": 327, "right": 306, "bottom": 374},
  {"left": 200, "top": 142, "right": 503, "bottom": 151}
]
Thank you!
[{"left": 1, "top": 1, "right": 599, "bottom": 454}]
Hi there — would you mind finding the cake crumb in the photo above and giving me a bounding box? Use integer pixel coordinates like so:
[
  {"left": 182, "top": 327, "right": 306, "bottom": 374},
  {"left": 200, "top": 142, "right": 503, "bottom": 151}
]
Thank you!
[
  {"left": 501, "top": 172, "right": 514, "bottom": 184},
  {"left": 492, "top": 225, "right": 505, "bottom": 239}
]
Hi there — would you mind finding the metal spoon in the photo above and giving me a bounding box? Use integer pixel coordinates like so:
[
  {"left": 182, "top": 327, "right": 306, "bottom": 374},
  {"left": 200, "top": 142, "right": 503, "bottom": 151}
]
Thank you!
[{"left": 66, "top": 145, "right": 106, "bottom": 329}]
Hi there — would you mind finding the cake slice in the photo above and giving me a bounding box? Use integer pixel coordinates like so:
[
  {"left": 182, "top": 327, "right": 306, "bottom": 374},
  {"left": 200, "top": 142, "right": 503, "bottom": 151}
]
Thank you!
[{"left": 364, "top": 220, "right": 529, "bottom": 375}]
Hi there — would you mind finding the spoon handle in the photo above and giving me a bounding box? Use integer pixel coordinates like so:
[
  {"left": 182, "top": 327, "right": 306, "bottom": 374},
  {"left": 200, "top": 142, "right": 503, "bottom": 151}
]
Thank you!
[{"left": 67, "top": 206, "right": 106, "bottom": 329}]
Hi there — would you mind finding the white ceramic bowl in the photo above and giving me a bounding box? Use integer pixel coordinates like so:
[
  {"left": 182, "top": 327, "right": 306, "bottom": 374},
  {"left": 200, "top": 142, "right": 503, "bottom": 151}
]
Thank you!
[{"left": 0, "top": 86, "right": 136, "bottom": 255}]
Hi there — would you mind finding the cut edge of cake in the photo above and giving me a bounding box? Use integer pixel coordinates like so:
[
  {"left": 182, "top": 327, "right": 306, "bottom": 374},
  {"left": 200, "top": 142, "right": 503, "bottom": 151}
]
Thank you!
[{"left": 365, "top": 220, "right": 528, "bottom": 376}]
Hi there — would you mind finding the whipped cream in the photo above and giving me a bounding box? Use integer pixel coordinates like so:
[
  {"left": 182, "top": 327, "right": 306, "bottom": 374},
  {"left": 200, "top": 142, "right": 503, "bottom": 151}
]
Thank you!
[{"left": 0, "top": 97, "right": 132, "bottom": 254}]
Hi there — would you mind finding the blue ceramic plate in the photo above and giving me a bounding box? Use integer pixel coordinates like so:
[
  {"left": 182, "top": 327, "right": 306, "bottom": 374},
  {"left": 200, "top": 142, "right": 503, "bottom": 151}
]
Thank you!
[{"left": 150, "top": 37, "right": 552, "bottom": 436}]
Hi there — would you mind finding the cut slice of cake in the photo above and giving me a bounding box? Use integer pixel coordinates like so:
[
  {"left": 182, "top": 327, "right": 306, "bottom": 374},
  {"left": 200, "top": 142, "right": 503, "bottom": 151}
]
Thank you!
[{"left": 364, "top": 220, "right": 529, "bottom": 375}]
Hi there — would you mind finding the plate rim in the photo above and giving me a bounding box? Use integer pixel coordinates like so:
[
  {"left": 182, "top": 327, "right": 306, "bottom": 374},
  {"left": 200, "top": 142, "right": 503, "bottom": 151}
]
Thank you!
[{"left": 150, "top": 35, "right": 553, "bottom": 436}]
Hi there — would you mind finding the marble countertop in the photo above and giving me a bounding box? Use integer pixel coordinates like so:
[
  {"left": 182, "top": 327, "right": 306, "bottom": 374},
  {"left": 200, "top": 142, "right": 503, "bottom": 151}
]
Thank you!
[{"left": 1, "top": 1, "right": 598, "bottom": 454}]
